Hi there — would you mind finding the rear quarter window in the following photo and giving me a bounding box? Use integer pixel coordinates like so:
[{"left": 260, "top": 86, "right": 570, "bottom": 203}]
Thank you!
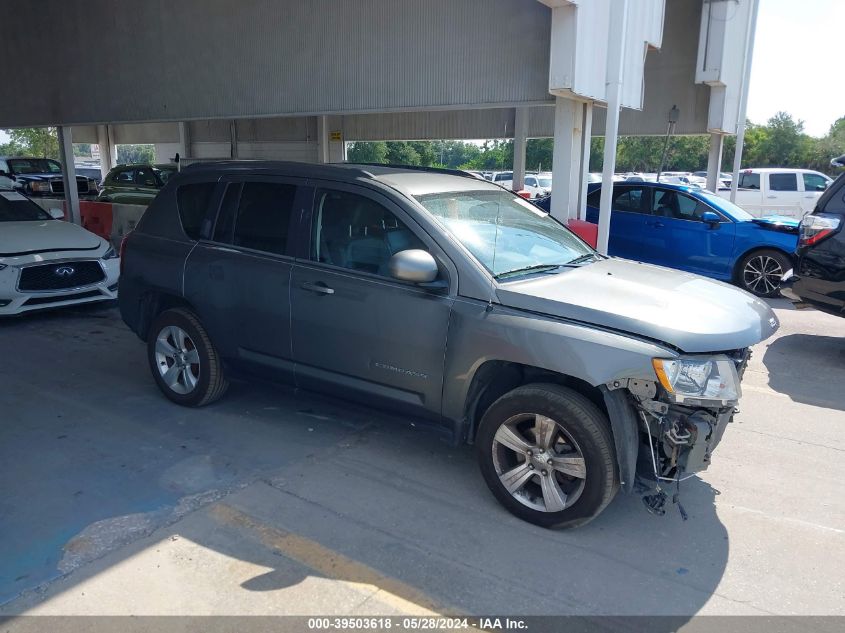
[{"left": 177, "top": 182, "right": 217, "bottom": 240}]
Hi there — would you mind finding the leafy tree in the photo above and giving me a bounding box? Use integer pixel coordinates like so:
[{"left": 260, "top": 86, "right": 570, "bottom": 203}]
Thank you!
[
  {"left": 116, "top": 144, "right": 155, "bottom": 164},
  {"left": 2, "top": 127, "right": 59, "bottom": 158},
  {"left": 73, "top": 143, "right": 93, "bottom": 158},
  {"left": 347, "top": 141, "right": 389, "bottom": 164}
]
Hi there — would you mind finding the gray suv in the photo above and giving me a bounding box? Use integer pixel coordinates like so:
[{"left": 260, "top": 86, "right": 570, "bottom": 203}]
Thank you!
[{"left": 119, "top": 162, "right": 778, "bottom": 528}]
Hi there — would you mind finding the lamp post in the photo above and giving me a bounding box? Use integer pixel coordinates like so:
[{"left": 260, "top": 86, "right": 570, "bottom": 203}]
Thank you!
[{"left": 656, "top": 105, "right": 680, "bottom": 183}]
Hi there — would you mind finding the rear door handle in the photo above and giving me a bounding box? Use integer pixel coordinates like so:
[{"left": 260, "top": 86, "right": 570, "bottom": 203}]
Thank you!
[
  {"left": 767, "top": 195, "right": 777, "bottom": 199},
  {"left": 647, "top": 221, "right": 665, "bottom": 228},
  {"left": 300, "top": 281, "right": 334, "bottom": 295}
]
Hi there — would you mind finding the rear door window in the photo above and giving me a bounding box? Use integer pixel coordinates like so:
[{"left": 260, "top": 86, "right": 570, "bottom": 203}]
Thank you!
[
  {"left": 612, "top": 186, "right": 647, "bottom": 214},
  {"left": 177, "top": 182, "right": 217, "bottom": 240},
  {"left": 228, "top": 182, "right": 297, "bottom": 255},
  {"left": 115, "top": 169, "right": 135, "bottom": 184},
  {"left": 769, "top": 173, "right": 798, "bottom": 191},
  {"left": 738, "top": 172, "right": 760, "bottom": 189}
]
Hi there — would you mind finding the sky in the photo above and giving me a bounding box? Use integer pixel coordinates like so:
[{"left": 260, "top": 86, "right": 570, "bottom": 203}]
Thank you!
[
  {"left": 746, "top": 0, "right": 844, "bottom": 137},
  {"left": 1, "top": 0, "right": 842, "bottom": 143}
]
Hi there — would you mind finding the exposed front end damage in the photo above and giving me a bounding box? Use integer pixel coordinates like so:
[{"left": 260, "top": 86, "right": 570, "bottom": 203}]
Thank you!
[{"left": 603, "top": 349, "right": 750, "bottom": 519}]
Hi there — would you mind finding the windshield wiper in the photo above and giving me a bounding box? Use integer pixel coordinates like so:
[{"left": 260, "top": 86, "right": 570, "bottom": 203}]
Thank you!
[
  {"left": 494, "top": 264, "right": 568, "bottom": 280},
  {"left": 566, "top": 253, "right": 603, "bottom": 265}
]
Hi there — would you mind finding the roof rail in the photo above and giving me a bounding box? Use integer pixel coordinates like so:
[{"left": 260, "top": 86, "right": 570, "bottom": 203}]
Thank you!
[{"left": 342, "top": 163, "right": 476, "bottom": 179}]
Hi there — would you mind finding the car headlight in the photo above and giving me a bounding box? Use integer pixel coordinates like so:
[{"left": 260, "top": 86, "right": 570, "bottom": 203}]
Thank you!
[
  {"left": 29, "top": 181, "right": 51, "bottom": 193},
  {"left": 651, "top": 356, "right": 741, "bottom": 405},
  {"left": 101, "top": 245, "right": 118, "bottom": 260}
]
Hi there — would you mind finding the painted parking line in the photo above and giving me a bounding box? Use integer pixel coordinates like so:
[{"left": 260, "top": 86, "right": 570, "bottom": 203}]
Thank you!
[{"left": 209, "top": 504, "right": 448, "bottom": 616}]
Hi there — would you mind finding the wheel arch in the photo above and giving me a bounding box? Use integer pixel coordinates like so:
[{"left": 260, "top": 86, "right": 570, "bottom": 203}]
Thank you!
[
  {"left": 137, "top": 290, "right": 199, "bottom": 342},
  {"left": 463, "top": 360, "right": 641, "bottom": 495},
  {"left": 732, "top": 245, "right": 793, "bottom": 282}
]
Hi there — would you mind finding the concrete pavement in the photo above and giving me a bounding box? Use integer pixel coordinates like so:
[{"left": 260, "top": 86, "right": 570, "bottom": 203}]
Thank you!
[{"left": 1, "top": 299, "right": 843, "bottom": 617}]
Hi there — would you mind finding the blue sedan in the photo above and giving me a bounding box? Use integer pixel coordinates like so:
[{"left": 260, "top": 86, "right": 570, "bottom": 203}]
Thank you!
[{"left": 536, "top": 182, "right": 799, "bottom": 297}]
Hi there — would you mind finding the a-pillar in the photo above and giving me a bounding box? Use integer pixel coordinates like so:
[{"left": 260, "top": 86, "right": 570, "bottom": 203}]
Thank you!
[
  {"left": 57, "top": 126, "right": 80, "bottom": 226},
  {"left": 512, "top": 107, "right": 529, "bottom": 191},
  {"left": 706, "top": 132, "right": 724, "bottom": 192}
]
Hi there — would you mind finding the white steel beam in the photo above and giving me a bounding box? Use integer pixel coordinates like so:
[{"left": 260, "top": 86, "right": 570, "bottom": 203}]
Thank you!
[{"left": 57, "top": 126, "right": 81, "bottom": 226}]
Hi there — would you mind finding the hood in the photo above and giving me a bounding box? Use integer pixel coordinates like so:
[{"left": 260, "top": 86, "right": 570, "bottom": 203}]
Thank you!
[
  {"left": 496, "top": 258, "right": 778, "bottom": 353},
  {"left": 15, "top": 173, "right": 91, "bottom": 182},
  {"left": 751, "top": 215, "right": 800, "bottom": 233},
  {"left": 0, "top": 220, "right": 104, "bottom": 256}
]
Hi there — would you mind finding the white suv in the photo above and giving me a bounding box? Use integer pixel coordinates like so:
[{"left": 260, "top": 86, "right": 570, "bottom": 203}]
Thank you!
[{"left": 715, "top": 168, "right": 832, "bottom": 217}]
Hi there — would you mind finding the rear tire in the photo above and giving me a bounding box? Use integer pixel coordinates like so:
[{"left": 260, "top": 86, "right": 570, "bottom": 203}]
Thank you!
[
  {"left": 147, "top": 308, "right": 228, "bottom": 407},
  {"left": 736, "top": 249, "right": 791, "bottom": 297},
  {"left": 476, "top": 383, "right": 618, "bottom": 529}
]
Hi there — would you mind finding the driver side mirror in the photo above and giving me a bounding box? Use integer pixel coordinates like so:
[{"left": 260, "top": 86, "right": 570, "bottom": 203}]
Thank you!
[
  {"left": 48, "top": 208, "right": 66, "bottom": 220},
  {"left": 388, "top": 249, "right": 439, "bottom": 284},
  {"left": 701, "top": 211, "right": 721, "bottom": 228}
]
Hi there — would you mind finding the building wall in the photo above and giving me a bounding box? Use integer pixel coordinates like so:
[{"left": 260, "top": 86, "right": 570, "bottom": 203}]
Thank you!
[{"left": 0, "top": 0, "right": 553, "bottom": 128}]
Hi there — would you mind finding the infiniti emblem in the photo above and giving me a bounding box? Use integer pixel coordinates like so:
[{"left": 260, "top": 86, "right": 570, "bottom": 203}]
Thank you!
[{"left": 54, "top": 265, "right": 75, "bottom": 277}]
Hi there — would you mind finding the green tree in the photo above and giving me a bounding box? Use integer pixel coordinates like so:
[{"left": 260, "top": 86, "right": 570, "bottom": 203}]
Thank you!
[
  {"left": 346, "top": 141, "right": 389, "bottom": 164},
  {"left": 73, "top": 143, "right": 93, "bottom": 158},
  {"left": 2, "top": 127, "right": 59, "bottom": 158},
  {"left": 116, "top": 144, "right": 156, "bottom": 164}
]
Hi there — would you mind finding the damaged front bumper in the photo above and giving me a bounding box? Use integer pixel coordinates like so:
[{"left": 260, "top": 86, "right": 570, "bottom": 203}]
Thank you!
[{"left": 603, "top": 349, "right": 750, "bottom": 517}]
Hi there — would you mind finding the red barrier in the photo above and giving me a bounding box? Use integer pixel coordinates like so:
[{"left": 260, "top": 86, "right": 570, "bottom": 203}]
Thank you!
[
  {"left": 79, "top": 201, "right": 114, "bottom": 241},
  {"left": 567, "top": 219, "right": 598, "bottom": 248}
]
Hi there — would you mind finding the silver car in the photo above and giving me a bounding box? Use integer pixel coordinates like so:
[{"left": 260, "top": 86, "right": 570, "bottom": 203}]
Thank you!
[{"left": 119, "top": 162, "right": 778, "bottom": 528}]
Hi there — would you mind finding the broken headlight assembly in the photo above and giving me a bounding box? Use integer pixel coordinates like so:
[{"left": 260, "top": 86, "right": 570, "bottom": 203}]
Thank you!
[{"left": 651, "top": 356, "right": 741, "bottom": 406}]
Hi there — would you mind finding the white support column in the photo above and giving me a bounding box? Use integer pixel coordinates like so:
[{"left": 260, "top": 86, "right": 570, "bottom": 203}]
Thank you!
[
  {"left": 229, "top": 120, "right": 239, "bottom": 159},
  {"left": 706, "top": 133, "right": 724, "bottom": 192},
  {"left": 597, "top": 0, "right": 630, "bottom": 255},
  {"left": 317, "top": 115, "right": 330, "bottom": 164},
  {"left": 178, "top": 122, "right": 191, "bottom": 165},
  {"left": 57, "top": 126, "right": 81, "bottom": 226},
  {"left": 731, "top": 0, "right": 760, "bottom": 203},
  {"left": 567, "top": 102, "right": 585, "bottom": 219},
  {"left": 550, "top": 96, "right": 578, "bottom": 223},
  {"left": 107, "top": 124, "right": 117, "bottom": 168},
  {"left": 512, "top": 107, "right": 529, "bottom": 191},
  {"left": 96, "top": 124, "right": 113, "bottom": 180},
  {"left": 577, "top": 102, "right": 593, "bottom": 219}
]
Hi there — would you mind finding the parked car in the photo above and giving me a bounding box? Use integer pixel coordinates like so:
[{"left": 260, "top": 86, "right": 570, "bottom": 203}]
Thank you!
[
  {"left": 98, "top": 163, "right": 178, "bottom": 205},
  {"left": 0, "top": 186, "right": 119, "bottom": 315},
  {"left": 74, "top": 164, "right": 105, "bottom": 186},
  {"left": 500, "top": 173, "right": 553, "bottom": 199},
  {"left": 119, "top": 161, "right": 779, "bottom": 528},
  {"left": 780, "top": 173, "right": 845, "bottom": 317},
  {"left": 535, "top": 181, "right": 799, "bottom": 297},
  {"left": 0, "top": 156, "right": 99, "bottom": 198},
  {"left": 714, "top": 168, "right": 832, "bottom": 218}
]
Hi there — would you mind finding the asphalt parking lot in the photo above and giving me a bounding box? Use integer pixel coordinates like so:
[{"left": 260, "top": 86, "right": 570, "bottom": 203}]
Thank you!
[{"left": 1, "top": 298, "right": 843, "bottom": 617}]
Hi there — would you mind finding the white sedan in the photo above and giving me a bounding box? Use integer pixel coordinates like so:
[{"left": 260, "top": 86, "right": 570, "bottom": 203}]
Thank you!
[{"left": 0, "top": 190, "right": 119, "bottom": 315}]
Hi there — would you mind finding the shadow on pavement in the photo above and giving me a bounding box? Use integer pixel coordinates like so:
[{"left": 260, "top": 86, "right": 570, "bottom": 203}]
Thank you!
[
  {"left": 1, "top": 307, "right": 730, "bottom": 622},
  {"left": 763, "top": 332, "right": 845, "bottom": 411}
]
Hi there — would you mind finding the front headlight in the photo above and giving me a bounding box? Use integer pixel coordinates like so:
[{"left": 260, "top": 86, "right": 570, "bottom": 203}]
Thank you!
[
  {"left": 651, "top": 356, "right": 741, "bottom": 405},
  {"left": 29, "top": 181, "right": 51, "bottom": 193},
  {"left": 101, "top": 245, "right": 118, "bottom": 260}
]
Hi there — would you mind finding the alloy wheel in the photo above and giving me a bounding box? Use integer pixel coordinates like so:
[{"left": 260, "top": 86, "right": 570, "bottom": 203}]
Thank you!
[
  {"left": 491, "top": 413, "right": 587, "bottom": 512},
  {"left": 154, "top": 325, "right": 201, "bottom": 395},
  {"left": 743, "top": 255, "right": 783, "bottom": 295}
]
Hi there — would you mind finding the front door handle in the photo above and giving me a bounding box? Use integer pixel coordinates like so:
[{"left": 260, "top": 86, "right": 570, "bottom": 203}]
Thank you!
[
  {"left": 300, "top": 281, "right": 334, "bottom": 295},
  {"left": 647, "top": 221, "right": 665, "bottom": 228},
  {"left": 767, "top": 195, "right": 777, "bottom": 199}
]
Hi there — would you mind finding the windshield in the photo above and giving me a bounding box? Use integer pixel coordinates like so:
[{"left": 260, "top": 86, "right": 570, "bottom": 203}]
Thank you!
[
  {"left": 0, "top": 191, "right": 53, "bottom": 221},
  {"left": 154, "top": 167, "right": 177, "bottom": 184},
  {"left": 8, "top": 159, "right": 62, "bottom": 175},
  {"left": 698, "top": 191, "right": 754, "bottom": 221},
  {"left": 415, "top": 190, "right": 593, "bottom": 278},
  {"left": 537, "top": 178, "right": 552, "bottom": 188}
]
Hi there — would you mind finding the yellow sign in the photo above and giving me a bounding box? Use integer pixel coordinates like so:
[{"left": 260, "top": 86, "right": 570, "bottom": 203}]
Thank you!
[{"left": 329, "top": 131, "right": 343, "bottom": 142}]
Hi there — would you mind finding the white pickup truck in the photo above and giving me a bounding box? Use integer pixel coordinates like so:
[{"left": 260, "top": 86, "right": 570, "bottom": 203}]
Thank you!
[{"left": 715, "top": 168, "right": 832, "bottom": 218}]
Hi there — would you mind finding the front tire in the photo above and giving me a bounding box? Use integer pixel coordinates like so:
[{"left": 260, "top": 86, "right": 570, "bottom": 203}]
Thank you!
[
  {"left": 476, "top": 384, "right": 618, "bottom": 529},
  {"left": 737, "top": 249, "right": 791, "bottom": 297},
  {"left": 147, "top": 308, "right": 228, "bottom": 407}
]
